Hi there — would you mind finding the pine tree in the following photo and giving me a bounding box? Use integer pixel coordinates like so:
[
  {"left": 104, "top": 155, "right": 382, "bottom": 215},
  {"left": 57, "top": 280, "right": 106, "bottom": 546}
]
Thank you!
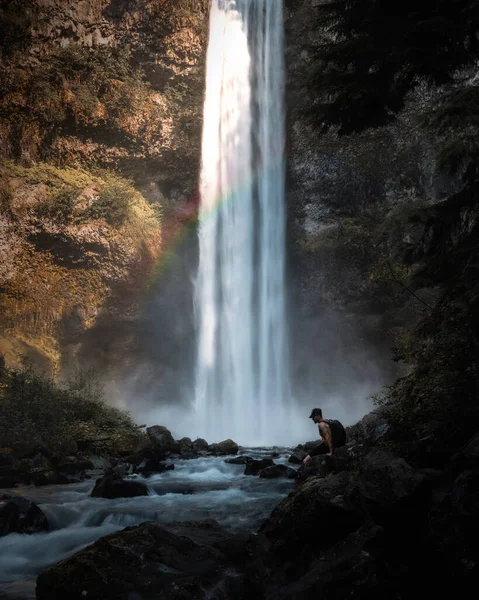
[{"left": 309, "top": 0, "right": 479, "bottom": 134}]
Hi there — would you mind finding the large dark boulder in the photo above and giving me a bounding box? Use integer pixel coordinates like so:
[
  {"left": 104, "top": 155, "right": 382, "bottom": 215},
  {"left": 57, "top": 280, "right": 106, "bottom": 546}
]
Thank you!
[
  {"left": 259, "top": 523, "right": 385, "bottom": 600},
  {"left": 90, "top": 473, "right": 148, "bottom": 499},
  {"left": 259, "top": 472, "right": 365, "bottom": 564},
  {"left": 244, "top": 458, "right": 274, "bottom": 476},
  {"left": 225, "top": 456, "right": 254, "bottom": 465},
  {"left": 36, "top": 520, "right": 245, "bottom": 600},
  {"left": 192, "top": 438, "right": 209, "bottom": 452},
  {"left": 0, "top": 448, "right": 26, "bottom": 487},
  {"left": 146, "top": 425, "right": 179, "bottom": 455},
  {"left": 259, "top": 464, "right": 297, "bottom": 479},
  {"left": 210, "top": 439, "right": 239, "bottom": 456},
  {"left": 0, "top": 494, "right": 49, "bottom": 536}
]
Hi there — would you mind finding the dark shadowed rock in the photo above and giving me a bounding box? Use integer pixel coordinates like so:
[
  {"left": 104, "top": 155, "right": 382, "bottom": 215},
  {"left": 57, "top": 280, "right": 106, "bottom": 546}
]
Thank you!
[
  {"left": 192, "top": 438, "right": 209, "bottom": 452},
  {"left": 259, "top": 464, "right": 297, "bottom": 479},
  {"left": 259, "top": 472, "right": 365, "bottom": 570},
  {"left": 0, "top": 494, "right": 49, "bottom": 536},
  {"left": 90, "top": 473, "right": 148, "bottom": 499},
  {"left": 36, "top": 520, "right": 245, "bottom": 600},
  {"left": 270, "top": 523, "right": 385, "bottom": 600},
  {"left": 216, "top": 439, "right": 239, "bottom": 455},
  {"left": 244, "top": 458, "right": 274, "bottom": 476},
  {"left": 225, "top": 456, "right": 254, "bottom": 465},
  {"left": 146, "top": 425, "right": 179, "bottom": 455},
  {"left": 288, "top": 450, "right": 306, "bottom": 464},
  {"left": 177, "top": 437, "right": 193, "bottom": 450}
]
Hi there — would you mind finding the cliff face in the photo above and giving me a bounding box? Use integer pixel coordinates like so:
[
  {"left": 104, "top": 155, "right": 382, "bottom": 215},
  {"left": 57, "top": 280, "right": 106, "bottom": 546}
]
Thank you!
[
  {"left": 0, "top": 0, "right": 209, "bottom": 388},
  {"left": 283, "top": 0, "right": 457, "bottom": 415}
]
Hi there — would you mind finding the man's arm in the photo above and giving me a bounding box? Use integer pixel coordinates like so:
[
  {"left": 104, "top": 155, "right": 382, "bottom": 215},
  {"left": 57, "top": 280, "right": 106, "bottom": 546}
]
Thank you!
[{"left": 319, "top": 421, "right": 333, "bottom": 455}]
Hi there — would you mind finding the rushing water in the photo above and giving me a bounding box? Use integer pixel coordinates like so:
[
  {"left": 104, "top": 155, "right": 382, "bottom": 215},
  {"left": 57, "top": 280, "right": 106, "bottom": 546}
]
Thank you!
[
  {"left": 195, "top": 0, "right": 291, "bottom": 446},
  {"left": 0, "top": 451, "right": 296, "bottom": 599}
]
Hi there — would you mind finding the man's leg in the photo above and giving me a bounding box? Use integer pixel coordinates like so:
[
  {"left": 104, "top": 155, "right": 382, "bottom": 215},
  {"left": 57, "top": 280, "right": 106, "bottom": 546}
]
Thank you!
[{"left": 309, "top": 442, "right": 328, "bottom": 458}]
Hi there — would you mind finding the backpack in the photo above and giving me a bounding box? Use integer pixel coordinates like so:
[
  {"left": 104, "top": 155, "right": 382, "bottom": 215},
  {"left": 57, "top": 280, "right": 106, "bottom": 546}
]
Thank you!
[{"left": 325, "top": 419, "right": 347, "bottom": 447}]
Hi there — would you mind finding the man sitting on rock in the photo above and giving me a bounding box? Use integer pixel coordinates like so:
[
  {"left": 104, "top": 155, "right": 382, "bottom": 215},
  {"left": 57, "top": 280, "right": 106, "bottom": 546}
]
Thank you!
[{"left": 303, "top": 408, "right": 346, "bottom": 463}]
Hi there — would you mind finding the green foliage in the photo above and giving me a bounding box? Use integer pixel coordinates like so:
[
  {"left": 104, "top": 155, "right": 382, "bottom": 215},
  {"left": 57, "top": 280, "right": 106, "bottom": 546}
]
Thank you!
[
  {"left": 309, "top": 0, "right": 479, "bottom": 134},
  {"left": 86, "top": 172, "right": 134, "bottom": 226},
  {"left": 374, "top": 303, "right": 479, "bottom": 444},
  {"left": 4, "top": 44, "right": 149, "bottom": 132},
  {"left": 35, "top": 187, "right": 79, "bottom": 224},
  {"left": 0, "top": 362, "right": 142, "bottom": 452}
]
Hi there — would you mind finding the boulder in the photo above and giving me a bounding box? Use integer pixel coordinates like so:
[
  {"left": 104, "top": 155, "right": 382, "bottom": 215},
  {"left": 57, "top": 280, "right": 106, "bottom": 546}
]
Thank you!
[
  {"left": 225, "top": 456, "right": 254, "bottom": 465},
  {"left": 259, "top": 472, "right": 365, "bottom": 564},
  {"left": 36, "top": 520, "right": 245, "bottom": 600},
  {"left": 177, "top": 437, "right": 193, "bottom": 450},
  {"left": 146, "top": 425, "right": 179, "bottom": 455},
  {"left": 212, "top": 439, "right": 239, "bottom": 456},
  {"left": 88, "top": 455, "right": 113, "bottom": 470},
  {"left": 192, "top": 438, "right": 209, "bottom": 452},
  {"left": 33, "top": 471, "right": 60, "bottom": 486},
  {"left": 244, "top": 459, "right": 274, "bottom": 476},
  {"left": 90, "top": 473, "right": 148, "bottom": 499},
  {"left": 259, "top": 464, "right": 297, "bottom": 479},
  {"left": 288, "top": 450, "right": 306, "bottom": 464},
  {"left": 55, "top": 458, "right": 94, "bottom": 476},
  {"left": 0, "top": 494, "right": 49, "bottom": 536},
  {"left": 0, "top": 448, "right": 26, "bottom": 487},
  {"left": 265, "top": 523, "right": 385, "bottom": 600}
]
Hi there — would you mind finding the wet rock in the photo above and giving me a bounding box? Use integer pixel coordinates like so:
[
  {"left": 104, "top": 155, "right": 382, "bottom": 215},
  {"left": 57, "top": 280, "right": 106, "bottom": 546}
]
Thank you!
[
  {"left": 268, "top": 523, "right": 385, "bottom": 600},
  {"left": 295, "top": 455, "right": 331, "bottom": 483},
  {"left": 56, "top": 458, "right": 94, "bottom": 476},
  {"left": 218, "top": 439, "right": 239, "bottom": 455},
  {"left": 244, "top": 459, "right": 274, "bottom": 476},
  {"left": 36, "top": 519, "right": 244, "bottom": 600},
  {"left": 146, "top": 425, "right": 180, "bottom": 455},
  {"left": 177, "top": 437, "right": 193, "bottom": 450},
  {"left": 210, "top": 439, "right": 239, "bottom": 456},
  {"left": 179, "top": 449, "right": 199, "bottom": 460},
  {"left": 88, "top": 455, "right": 112, "bottom": 470},
  {"left": 192, "top": 438, "right": 209, "bottom": 452},
  {"left": 0, "top": 449, "right": 25, "bottom": 487},
  {"left": 225, "top": 456, "right": 254, "bottom": 464},
  {"left": 359, "top": 449, "right": 426, "bottom": 508},
  {"left": 259, "top": 472, "right": 364, "bottom": 563},
  {"left": 0, "top": 494, "right": 49, "bottom": 536},
  {"left": 288, "top": 450, "right": 306, "bottom": 464},
  {"left": 90, "top": 473, "right": 148, "bottom": 499},
  {"left": 33, "top": 471, "right": 59, "bottom": 486},
  {"left": 259, "top": 464, "right": 297, "bottom": 479}
]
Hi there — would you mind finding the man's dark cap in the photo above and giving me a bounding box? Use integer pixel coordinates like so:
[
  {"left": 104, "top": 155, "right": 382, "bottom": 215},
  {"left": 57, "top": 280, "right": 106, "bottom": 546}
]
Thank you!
[{"left": 309, "top": 408, "right": 322, "bottom": 419}]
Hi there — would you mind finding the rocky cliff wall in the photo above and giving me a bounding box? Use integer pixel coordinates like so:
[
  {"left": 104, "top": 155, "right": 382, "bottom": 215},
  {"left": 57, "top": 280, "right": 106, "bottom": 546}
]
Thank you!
[
  {"left": 0, "top": 0, "right": 209, "bottom": 399},
  {"left": 283, "top": 0, "right": 455, "bottom": 420}
]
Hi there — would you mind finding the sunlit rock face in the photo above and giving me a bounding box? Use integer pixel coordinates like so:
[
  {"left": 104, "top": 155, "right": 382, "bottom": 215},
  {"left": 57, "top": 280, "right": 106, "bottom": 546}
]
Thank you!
[{"left": 0, "top": 1, "right": 209, "bottom": 390}]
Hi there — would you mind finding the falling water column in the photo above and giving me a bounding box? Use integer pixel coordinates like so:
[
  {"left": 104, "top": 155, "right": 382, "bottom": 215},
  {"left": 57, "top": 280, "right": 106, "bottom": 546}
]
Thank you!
[{"left": 195, "top": 0, "right": 290, "bottom": 446}]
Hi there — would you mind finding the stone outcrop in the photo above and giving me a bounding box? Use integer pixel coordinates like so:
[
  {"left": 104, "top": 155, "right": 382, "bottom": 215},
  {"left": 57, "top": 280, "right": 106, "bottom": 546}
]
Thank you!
[
  {"left": 90, "top": 472, "right": 148, "bottom": 499},
  {"left": 0, "top": 493, "right": 49, "bottom": 536},
  {"left": 36, "top": 519, "right": 248, "bottom": 600},
  {"left": 0, "top": 0, "right": 209, "bottom": 396}
]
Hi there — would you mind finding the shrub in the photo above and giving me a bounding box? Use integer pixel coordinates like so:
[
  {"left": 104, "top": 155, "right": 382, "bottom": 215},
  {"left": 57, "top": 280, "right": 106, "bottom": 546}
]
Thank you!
[
  {"left": 86, "top": 173, "right": 134, "bottom": 226},
  {"left": 0, "top": 362, "right": 142, "bottom": 453},
  {"left": 35, "top": 187, "right": 79, "bottom": 224}
]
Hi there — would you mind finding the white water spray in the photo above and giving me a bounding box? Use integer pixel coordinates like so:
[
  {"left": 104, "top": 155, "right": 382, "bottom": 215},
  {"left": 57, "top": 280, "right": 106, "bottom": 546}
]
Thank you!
[{"left": 195, "top": 0, "right": 292, "bottom": 445}]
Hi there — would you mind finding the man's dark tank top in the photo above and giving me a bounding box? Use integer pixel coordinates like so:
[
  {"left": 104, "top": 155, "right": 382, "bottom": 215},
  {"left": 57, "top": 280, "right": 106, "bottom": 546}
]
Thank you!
[{"left": 321, "top": 419, "right": 347, "bottom": 447}]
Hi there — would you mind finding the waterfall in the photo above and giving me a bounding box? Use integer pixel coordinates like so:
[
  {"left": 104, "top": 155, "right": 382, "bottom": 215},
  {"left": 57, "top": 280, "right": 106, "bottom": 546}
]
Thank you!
[{"left": 195, "top": 0, "right": 290, "bottom": 446}]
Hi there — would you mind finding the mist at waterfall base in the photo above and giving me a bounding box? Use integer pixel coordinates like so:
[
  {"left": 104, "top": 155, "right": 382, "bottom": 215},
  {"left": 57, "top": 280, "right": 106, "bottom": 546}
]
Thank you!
[{"left": 108, "top": 0, "right": 395, "bottom": 447}]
